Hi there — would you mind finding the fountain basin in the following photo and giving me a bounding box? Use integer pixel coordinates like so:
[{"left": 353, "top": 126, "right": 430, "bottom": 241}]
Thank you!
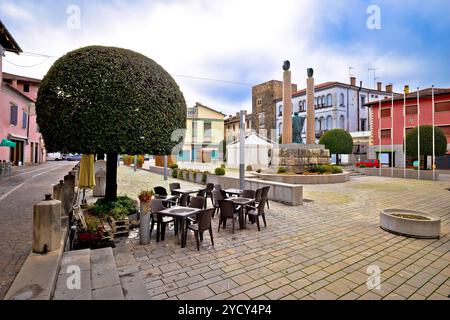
[{"left": 380, "top": 209, "right": 441, "bottom": 239}]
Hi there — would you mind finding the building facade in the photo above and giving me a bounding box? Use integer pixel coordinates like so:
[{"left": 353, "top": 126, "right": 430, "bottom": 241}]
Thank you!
[
  {"left": 270, "top": 77, "right": 395, "bottom": 162},
  {"left": 367, "top": 88, "right": 450, "bottom": 169},
  {"left": 224, "top": 111, "right": 253, "bottom": 143},
  {"left": 178, "top": 103, "right": 225, "bottom": 163},
  {"left": 0, "top": 20, "right": 45, "bottom": 166}
]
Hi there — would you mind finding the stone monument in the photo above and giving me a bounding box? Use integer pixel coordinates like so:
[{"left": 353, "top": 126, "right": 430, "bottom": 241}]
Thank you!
[
  {"left": 272, "top": 63, "right": 330, "bottom": 174},
  {"left": 292, "top": 113, "right": 306, "bottom": 144}
]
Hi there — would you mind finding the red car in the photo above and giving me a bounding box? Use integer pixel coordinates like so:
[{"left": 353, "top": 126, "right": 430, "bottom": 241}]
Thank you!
[{"left": 356, "top": 159, "right": 380, "bottom": 168}]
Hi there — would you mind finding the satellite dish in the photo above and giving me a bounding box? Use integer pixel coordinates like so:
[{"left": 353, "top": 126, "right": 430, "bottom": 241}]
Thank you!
[{"left": 283, "top": 61, "right": 291, "bottom": 71}]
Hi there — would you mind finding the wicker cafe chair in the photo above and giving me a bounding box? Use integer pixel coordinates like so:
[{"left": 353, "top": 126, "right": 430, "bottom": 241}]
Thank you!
[
  {"left": 169, "top": 183, "right": 181, "bottom": 195},
  {"left": 185, "top": 208, "right": 215, "bottom": 251},
  {"left": 150, "top": 199, "right": 176, "bottom": 241},
  {"left": 218, "top": 200, "right": 239, "bottom": 234},
  {"left": 245, "top": 198, "right": 268, "bottom": 232},
  {"left": 154, "top": 186, "right": 168, "bottom": 197},
  {"left": 211, "top": 190, "right": 225, "bottom": 217}
]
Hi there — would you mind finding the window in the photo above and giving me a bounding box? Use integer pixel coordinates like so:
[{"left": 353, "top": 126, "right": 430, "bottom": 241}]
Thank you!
[
  {"left": 381, "top": 108, "right": 391, "bottom": 118},
  {"left": 321, "top": 96, "right": 325, "bottom": 107},
  {"left": 406, "top": 105, "right": 418, "bottom": 115},
  {"left": 192, "top": 121, "right": 197, "bottom": 142},
  {"left": 315, "top": 118, "right": 319, "bottom": 131},
  {"left": 204, "top": 121, "right": 212, "bottom": 142},
  {"left": 10, "top": 105, "right": 18, "bottom": 126},
  {"left": 340, "top": 93, "right": 345, "bottom": 106},
  {"left": 361, "top": 119, "right": 367, "bottom": 131},
  {"left": 339, "top": 115, "right": 345, "bottom": 129},
  {"left": 326, "top": 94, "right": 333, "bottom": 107},
  {"left": 259, "top": 112, "right": 265, "bottom": 129},
  {"left": 361, "top": 96, "right": 366, "bottom": 107},
  {"left": 256, "top": 99, "right": 262, "bottom": 107},
  {"left": 435, "top": 101, "right": 450, "bottom": 113},
  {"left": 22, "top": 111, "right": 28, "bottom": 129},
  {"left": 320, "top": 117, "right": 325, "bottom": 131},
  {"left": 278, "top": 122, "right": 283, "bottom": 135},
  {"left": 23, "top": 83, "right": 30, "bottom": 93},
  {"left": 381, "top": 129, "right": 391, "bottom": 138},
  {"left": 326, "top": 116, "right": 333, "bottom": 130},
  {"left": 278, "top": 105, "right": 283, "bottom": 117}
]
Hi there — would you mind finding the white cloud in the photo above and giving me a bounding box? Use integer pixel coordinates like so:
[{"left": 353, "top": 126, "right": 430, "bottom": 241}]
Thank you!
[
  {"left": 0, "top": 2, "right": 33, "bottom": 21},
  {"left": 1, "top": 0, "right": 437, "bottom": 115}
]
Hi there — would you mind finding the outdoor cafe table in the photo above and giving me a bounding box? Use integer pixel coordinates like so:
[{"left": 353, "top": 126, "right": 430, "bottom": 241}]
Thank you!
[
  {"left": 156, "top": 206, "right": 202, "bottom": 248},
  {"left": 224, "top": 188, "right": 243, "bottom": 197},
  {"left": 225, "top": 197, "right": 255, "bottom": 229},
  {"left": 154, "top": 195, "right": 178, "bottom": 207}
]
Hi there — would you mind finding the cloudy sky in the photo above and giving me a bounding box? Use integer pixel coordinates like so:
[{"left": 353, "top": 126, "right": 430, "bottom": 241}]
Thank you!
[{"left": 1, "top": 0, "right": 450, "bottom": 115}]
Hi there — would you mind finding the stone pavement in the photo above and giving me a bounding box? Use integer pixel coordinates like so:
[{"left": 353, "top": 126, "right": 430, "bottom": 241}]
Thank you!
[
  {"left": 118, "top": 167, "right": 450, "bottom": 300},
  {"left": 0, "top": 162, "right": 75, "bottom": 299}
]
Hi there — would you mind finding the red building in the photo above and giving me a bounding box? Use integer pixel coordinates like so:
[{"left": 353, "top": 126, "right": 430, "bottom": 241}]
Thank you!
[{"left": 366, "top": 88, "right": 450, "bottom": 169}]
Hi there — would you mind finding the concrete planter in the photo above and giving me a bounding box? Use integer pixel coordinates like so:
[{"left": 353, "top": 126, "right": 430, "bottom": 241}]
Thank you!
[
  {"left": 254, "top": 172, "right": 350, "bottom": 185},
  {"left": 380, "top": 209, "right": 441, "bottom": 239}
]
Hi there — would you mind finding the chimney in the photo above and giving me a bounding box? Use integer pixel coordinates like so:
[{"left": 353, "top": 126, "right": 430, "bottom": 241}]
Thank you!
[
  {"left": 12, "top": 78, "right": 18, "bottom": 89},
  {"left": 350, "top": 77, "right": 356, "bottom": 87},
  {"left": 377, "top": 82, "right": 382, "bottom": 91},
  {"left": 386, "top": 84, "right": 393, "bottom": 93},
  {"left": 404, "top": 85, "right": 410, "bottom": 94}
]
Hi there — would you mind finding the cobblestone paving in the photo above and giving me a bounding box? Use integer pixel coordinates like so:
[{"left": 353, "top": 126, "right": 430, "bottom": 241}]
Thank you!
[
  {"left": 119, "top": 167, "right": 450, "bottom": 300},
  {"left": 0, "top": 162, "right": 75, "bottom": 299}
]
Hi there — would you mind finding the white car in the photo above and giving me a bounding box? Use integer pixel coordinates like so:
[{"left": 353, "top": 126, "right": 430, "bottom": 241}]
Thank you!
[{"left": 46, "top": 152, "right": 63, "bottom": 161}]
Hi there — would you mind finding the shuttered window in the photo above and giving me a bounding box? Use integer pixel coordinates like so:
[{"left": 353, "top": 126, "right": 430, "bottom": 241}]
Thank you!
[
  {"left": 405, "top": 105, "right": 418, "bottom": 115},
  {"left": 22, "top": 111, "right": 28, "bottom": 129},
  {"left": 10, "top": 105, "right": 18, "bottom": 126},
  {"left": 381, "top": 108, "right": 391, "bottom": 118},
  {"left": 435, "top": 101, "right": 450, "bottom": 113}
]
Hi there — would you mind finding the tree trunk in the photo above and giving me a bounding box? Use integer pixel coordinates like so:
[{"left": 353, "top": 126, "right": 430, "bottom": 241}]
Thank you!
[{"left": 105, "top": 152, "right": 118, "bottom": 202}]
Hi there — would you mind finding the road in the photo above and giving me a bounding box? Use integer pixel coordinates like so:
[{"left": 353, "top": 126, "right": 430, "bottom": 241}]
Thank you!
[{"left": 0, "top": 161, "right": 75, "bottom": 299}]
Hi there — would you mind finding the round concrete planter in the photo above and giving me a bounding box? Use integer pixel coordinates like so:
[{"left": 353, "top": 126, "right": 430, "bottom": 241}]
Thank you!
[
  {"left": 380, "top": 209, "right": 441, "bottom": 239},
  {"left": 253, "top": 172, "right": 350, "bottom": 185}
]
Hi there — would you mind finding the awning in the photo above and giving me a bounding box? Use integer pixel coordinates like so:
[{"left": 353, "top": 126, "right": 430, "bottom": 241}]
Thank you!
[{"left": 0, "top": 138, "right": 17, "bottom": 148}]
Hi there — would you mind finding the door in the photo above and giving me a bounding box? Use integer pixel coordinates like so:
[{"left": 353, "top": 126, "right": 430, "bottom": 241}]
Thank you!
[{"left": 10, "top": 140, "right": 24, "bottom": 166}]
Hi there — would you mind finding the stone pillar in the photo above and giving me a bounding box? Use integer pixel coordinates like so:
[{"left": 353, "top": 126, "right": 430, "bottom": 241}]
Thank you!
[
  {"left": 93, "top": 160, "right": 106, "bottom": 197},
  {"left": 282, "top": 67, "right": 293, "bottom": 144},
  {"left": 33, "top": 194, "right": 61, "bottom": 253},
  {"left": 139, "top": 201, "right": 151, "bottom": 245},
  {"left": 63, "top": 174, "right": 75, "bottom": 216},
  {"left": 306, "top": 69, "right": 316, "bottom": 145},
  {"left": 53, "top": 180, "right": 68, "bottom": 216}
]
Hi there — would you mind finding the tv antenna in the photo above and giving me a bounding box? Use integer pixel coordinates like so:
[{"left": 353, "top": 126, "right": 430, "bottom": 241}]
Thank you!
[{"left": 368, "top": 67, "right": 379, "bottom": 89}]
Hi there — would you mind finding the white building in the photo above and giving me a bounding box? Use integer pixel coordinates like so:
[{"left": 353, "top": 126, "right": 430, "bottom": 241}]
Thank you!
[{"left": 275, "top": 77, "right": 395, "bottom": 161}]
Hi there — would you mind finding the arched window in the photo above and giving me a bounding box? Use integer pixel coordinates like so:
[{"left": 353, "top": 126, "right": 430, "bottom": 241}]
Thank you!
[
  {"left": 278, "top": 105, "right": 283, "bottom": 117},
  {"left": 315, "top": 118, "right": 319, "bottom": 131},
  {"left": 326, "top": 116, "right": 333, "bottom": 130},
  {"left": 321, "top": 96, "right": 325, "bottom": 107},
  {"left": 320, "top": 117, "right": 325, "bottom": 131},
  {"left": 340, "top": 93, "right": 345, "bottom": 106},
  {"left": 339, "top": 115, "right": 345, "bottom": 129},
  {"left": 326, "top": 94, "right": 333, "bottom": 107},
  {"left": 279, "top": 122, "right": 283, "bottom": 135}
]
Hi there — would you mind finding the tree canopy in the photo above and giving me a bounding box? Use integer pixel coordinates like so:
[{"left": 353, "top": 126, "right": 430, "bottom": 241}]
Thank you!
[
  {"left": 36, "top": 46, "right": 187, "bottom": 156},
  {"left": 405, "top": 126, "right": 447, "bottom": 158},
  {"left": 319, "top": 129, "right": 353, "bottom": 155}
]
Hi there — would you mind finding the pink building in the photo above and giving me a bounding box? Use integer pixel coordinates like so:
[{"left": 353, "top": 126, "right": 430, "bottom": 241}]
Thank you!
[
  {"left": 0, "top": 20, "right": 45, "bottom": 165},
  {"left": 367, "top": 88, "right": 450, "bottom": 169}
]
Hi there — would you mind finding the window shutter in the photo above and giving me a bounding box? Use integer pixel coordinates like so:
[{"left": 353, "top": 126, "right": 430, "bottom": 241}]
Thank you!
[
  {"left": 10, "top": 105, "right": 18, "bottom": 126},
  {"left": 22, "top": 112, "right": 28, "bottom": 129}
]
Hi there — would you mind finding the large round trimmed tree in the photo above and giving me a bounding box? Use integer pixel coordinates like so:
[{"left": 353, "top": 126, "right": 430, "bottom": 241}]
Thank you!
[
  {"left": 36, "top": 46, "right": 187, "bottom": 201},
  {"left": 405, "top": 126, "right": 447, "bottom": 169},
  {"left": 319, "top": 129, "right": 353, "bottom": 165}
]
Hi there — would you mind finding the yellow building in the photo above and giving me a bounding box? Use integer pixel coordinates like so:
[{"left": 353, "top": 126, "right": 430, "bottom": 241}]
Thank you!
[{"left": 179, "top": 103, "right": 225, "bottom": 163}]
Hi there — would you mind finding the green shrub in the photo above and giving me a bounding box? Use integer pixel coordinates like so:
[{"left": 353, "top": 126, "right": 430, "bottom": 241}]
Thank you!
[
  {"left": 93, "top": 196, "right": 137, "bottom": 217},
  {"left": 201, "top": 171, "right": 209, "bottom": 184},
  {"left": 215, "top": 167, "right": 226, "bottom": 176},
  {"left": 309, "top": 165, "right": 343, "bottom": 174},
  {"left": 277, "top": 167, "right": 287, "bottom": 174},
  {"left": 178, "top": 170, "right": 184, "bottom": 180},
  {"left": 221, "top": 164, "right": 226, "bottom": 169},
  {"left": 169, "top": 163, "right": 179, "bottom": 170},
  {"left": 172, "top": 168, "right": 178, "bottom": 178},
  {"left": 331, "top": 165, "right": 343, "bottom": 174},
  {"left": 246, "top": 165, "right": 253, "bottom": 172}
]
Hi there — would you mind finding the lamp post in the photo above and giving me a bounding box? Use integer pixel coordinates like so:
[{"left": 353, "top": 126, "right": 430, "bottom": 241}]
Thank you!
[{"left": 239, "top": 110, "right": 245, "bottom": 190}]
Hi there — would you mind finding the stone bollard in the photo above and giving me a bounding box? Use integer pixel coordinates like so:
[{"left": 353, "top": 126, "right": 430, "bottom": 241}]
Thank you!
[
  {"left": 52, "top": 180, "right": 68, "bottom": 216},
  {"left": 93, "top": 160, "right": 106, "bottom": 197},
  {"left": 33, "top": 194, "right": 61, "bottom": 253},
  {"left": 70, "top": 169, "right": 79, "bottom": 189},
  {"left": 139, "top": 201, "right": 151, "bottom": 245},
  {"left": 63, "top": 174, "right": 75, "bottom": 216}
]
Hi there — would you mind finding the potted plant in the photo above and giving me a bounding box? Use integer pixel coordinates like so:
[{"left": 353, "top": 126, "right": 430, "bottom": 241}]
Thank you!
[
  {"left": 136, "top": 155, "right": 145, "bottom": 168},
  {"left": 138, "top": 189, "right": 154, "bottom": 215}
]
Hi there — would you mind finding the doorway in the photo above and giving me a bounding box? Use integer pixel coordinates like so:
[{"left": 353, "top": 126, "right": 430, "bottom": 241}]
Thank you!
[{"left": 10, "top": 140, "right": 24, "bottom": 166}]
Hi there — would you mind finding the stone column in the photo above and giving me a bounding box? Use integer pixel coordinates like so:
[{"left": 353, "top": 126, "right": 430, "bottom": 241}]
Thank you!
[
  {"left": 306, "top": 69, "right": 316, "bottom": 145},
  {"left": 282, "top": 67, "right": 293, "bottom": 144}
]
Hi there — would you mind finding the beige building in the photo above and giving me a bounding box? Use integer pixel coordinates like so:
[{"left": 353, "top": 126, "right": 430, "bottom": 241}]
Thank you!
[
  {"left": 224, "top": 111, "right": 253, "bottom": 143},
  {"left": 178, "top": 103, "right": 225, "bottom": 163}
]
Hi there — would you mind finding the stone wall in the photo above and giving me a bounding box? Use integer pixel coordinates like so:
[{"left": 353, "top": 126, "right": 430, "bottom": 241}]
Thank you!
[{"left": 272, "top": 144, "right": 331, "bottom": 173}]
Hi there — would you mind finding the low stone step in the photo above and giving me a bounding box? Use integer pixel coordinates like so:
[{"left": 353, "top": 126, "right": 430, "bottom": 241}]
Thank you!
[
  {"left": 113, "top": 244, "right": 150, "bottom": 300},
  {"left": 53, "top": 249, "right": 92, "bottom": 300},
  {"left": 90, "top": 247, "right": 124, "bottom": 300}
]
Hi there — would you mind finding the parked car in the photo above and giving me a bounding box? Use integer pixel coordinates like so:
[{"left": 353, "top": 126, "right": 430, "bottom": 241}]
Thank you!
[
  {"left": 356, "top": 159, "right": 380, "bottom": 168},
  {"left": 64, "top": 154, "right": 82, "bottom": 161},
  {"left": 46, "top": 152, "right": 63, "bottom": 161}
]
